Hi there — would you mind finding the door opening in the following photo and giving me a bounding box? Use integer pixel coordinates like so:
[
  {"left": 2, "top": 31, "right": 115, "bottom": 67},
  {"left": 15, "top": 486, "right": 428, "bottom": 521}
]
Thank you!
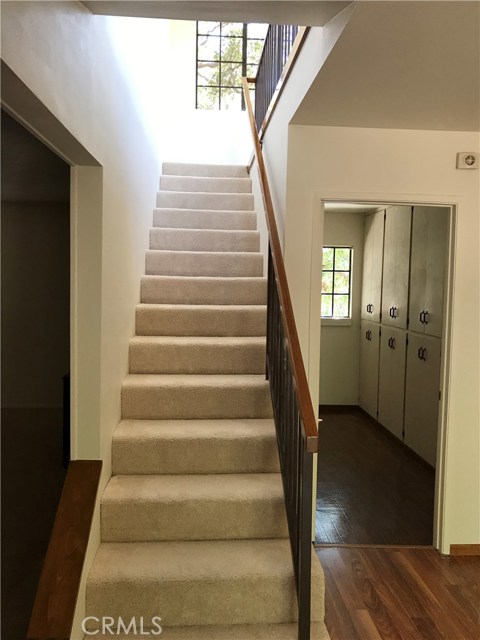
[
  {"left": 315, "top": 200, "right": 452, "bottom": 548},
  {"left": 1, "top": 109, "right": 70, "bottom": 639}
]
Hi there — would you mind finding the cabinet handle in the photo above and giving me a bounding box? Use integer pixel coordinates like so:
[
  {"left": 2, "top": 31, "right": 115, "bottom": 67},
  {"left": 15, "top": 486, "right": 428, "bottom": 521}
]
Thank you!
[
  {"left": 420, "top": 311, "right": 425, "bottom": 324},
  {"left": 423, "top": 311, "right": 429, "bottom": 325},
  {"left": 417, "top": 346, "right": 427, "bottom": 361},
  {"left": 366, "top": 303, "right": 373, "bottom": 314},
  {"left": 366, "top": 330, "right": 372, "bottom": 341},
  {"left": 391, "top": 306, "right": 398, "bottom": 319},
  {"left": 388, "top": 337, "right": 396, "bottom": 350}
]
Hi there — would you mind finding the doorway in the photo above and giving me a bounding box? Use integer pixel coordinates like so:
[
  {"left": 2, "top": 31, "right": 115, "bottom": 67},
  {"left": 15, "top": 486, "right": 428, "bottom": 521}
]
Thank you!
[
  {"left": 315, "top": 200, "right": 452, "bottom": 547},
  {"left": 1, "top": 110, "right": 70, "bottom": 639}
]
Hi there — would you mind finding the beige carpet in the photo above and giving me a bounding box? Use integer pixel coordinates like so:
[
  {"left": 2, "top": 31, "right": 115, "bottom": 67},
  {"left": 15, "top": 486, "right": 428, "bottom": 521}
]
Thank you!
[{"left": 85, "top": 162, "right": 326, "bottom": 638}]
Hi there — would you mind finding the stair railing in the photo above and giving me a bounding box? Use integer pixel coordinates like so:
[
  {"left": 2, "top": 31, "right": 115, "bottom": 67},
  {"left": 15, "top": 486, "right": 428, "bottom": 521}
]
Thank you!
[
  {"left": 242, "top": 77, "right": 318, "bottom": 640},
  {"left": 253, "top": 25, "right": 310, "bottom": 138}
]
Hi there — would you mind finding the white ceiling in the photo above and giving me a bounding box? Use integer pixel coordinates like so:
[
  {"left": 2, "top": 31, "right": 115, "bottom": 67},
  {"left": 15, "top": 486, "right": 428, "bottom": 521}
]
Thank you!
[
  {"left": 293, "top": 1, "right": 480, "bottom": 131},
  {"left": 80, "top": 1, "right": 352, "bottom": 26}
]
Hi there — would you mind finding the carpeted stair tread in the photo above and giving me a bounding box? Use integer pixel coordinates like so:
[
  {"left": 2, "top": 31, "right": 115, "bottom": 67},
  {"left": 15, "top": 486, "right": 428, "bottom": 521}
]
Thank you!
[
  {"left": 150, "top": 228, "right": 260, "bottom": 252},
  {"left": 162, "top": 162, "right": 248, "bottom": 178},
  {"left": 112, "top": 418, "right": 279, "bottom": 475},
  {"left": 121, "top": 374, "right": 273, "bottom": 420},
  {"left": 129, "top": 336, "right": 265, "bottom": 374},
  {"left": 86, "top": 539, "right": 323, "bottom": 626},
  {"left": 153, "top": 208, "right": 257, "bottom": 230},
  {"left": 135, "top": 304, "right": 266, "bottom": 336},
  {"left": 160, "top": 175, "right": 252, "bottom": 193},
  {"left": 101, "top": 473, "right": 288, "bottom": 542},
  {"left": 157, "top": 191, "right": 254, "bottom": 211},
  {"left": 140, "top": 276, "right": 267, "bottom": 305},
  {"left": 86, "top": 622, "right": 331, "bottom": 639},
  {"left": 145, "top": 249, "right": 263, "bottom": 277}
]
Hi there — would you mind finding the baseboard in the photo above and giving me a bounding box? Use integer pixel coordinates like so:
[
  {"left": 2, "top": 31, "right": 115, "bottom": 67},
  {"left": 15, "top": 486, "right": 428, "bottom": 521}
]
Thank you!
[
  {"left": 355, "top": 406, "right": 435, "bottom": 472},
  {"left": 450, "top": 544, "right": 480, "bottom": 556}
]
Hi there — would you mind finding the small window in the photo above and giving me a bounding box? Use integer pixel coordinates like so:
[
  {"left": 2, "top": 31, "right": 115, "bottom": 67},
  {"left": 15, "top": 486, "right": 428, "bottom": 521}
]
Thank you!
[
  {"left": 321, "top": 247, "right": 352, "bottom": 318},
  {"left": 196, "top": 22, "right": 267, "bottom": 110}
]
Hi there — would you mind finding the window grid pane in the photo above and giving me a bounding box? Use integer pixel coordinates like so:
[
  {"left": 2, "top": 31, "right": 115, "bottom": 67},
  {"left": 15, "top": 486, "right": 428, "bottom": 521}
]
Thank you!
[
  {"left": 321, "top": 246, "right": 352, "bottom": 318},
  {"left": 196, "top": 22, "right": 266, "bottom": 110}
]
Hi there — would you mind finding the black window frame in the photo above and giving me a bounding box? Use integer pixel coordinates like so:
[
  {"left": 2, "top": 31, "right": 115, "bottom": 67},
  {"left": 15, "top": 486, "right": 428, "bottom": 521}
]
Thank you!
[{"left": 195, "top": 22, "right": 265, "bottom": 110}]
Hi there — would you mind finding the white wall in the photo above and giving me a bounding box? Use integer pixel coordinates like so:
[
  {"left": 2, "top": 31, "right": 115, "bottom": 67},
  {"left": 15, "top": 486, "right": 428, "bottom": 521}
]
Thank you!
[
  {"left": 319, "top": 211, "right": 365, "bottom": 405},
  {"left": 285, "top": 124, "right": 480, "bottom": 553},
  {"left": 157, "top": 20, "right": 253, "bottom": 166},
  {"left": 261, "top": 3, "right": 356, "bottom": 248}
]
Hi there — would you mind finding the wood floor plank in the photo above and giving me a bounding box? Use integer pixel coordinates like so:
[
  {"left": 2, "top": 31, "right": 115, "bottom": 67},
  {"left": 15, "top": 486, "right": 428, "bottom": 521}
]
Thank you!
[
  {"left": 316, "top": 408, "right": 435, "bottom": 545},
  {"left": 317, "top": 547, "right": 480, "bottom": 640}
]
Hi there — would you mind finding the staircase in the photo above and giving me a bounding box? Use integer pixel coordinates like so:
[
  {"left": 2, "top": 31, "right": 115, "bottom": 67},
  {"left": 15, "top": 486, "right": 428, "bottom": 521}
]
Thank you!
[{"left": 85, "top": 162, "right": 326, "bottom": 639}]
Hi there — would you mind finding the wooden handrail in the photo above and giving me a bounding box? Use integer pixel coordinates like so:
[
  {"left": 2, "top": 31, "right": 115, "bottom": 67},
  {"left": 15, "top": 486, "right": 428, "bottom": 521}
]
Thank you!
[
  {"left": 242, "top": 77, "right": 318, "bottom": 454},
  {"left": 28, "top": 460, "right": 102, "bottom": 640}
]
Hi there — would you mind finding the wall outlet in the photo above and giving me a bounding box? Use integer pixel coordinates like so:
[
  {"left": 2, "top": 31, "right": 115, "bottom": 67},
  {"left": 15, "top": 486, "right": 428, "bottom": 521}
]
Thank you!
[{"left": 456, "top": 152, "right": 479, "bottom": 170}]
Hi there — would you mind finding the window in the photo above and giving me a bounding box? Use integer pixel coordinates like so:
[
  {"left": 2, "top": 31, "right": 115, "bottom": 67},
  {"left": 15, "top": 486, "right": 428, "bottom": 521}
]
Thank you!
[
  {"left": 196, "top": 22, "right": 267, "bottom": 110},
  {"left": 321, "top": 247, "right": 352, "bottom": 318}
]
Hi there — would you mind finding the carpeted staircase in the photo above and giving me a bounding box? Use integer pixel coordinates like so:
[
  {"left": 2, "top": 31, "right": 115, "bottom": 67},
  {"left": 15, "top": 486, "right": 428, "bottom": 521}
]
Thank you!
[{"left": 85, "top": 162, "right": 327, "bottom": 639}]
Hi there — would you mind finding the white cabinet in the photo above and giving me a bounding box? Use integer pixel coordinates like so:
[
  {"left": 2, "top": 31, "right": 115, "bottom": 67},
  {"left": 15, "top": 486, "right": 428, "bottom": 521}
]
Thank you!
[
  {"left": 409, "top": 206, "right": 449, "bottom": 337},
  {"left": 361, "top": 210, "right": 384, "bottom": 323},
  {"left": 358, "top": 205, "right": 449, "bottom": 467},
  {"left": 404, "top": 333, "right": 442, "bottom": 466},
  {"left": 359, "top": 320, "right": 380, "bottom": 419},
  {"left": 378, "top": 327, "right": 407, "bottom": 440},
  {"left": 381, "top": 206, "right": 412, "bottom": 329}
]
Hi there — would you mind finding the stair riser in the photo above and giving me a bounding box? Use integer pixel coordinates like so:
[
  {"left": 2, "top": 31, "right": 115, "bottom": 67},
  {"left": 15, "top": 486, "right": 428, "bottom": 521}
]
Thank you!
[
  {"left": 141, "top": 277, "right": 267, "bottom": 305},
  {"left": 146, "top": 251, "right": 263, "bottom": 277},
  {"left": 153, "top": 209, "right": 257, "bottom": 231},
  {"left": 136, "top": 305, "right": 266, "bottom": 337},
  {"left": 112, "top": 434, "right": 279, "bottom": 476},
  {"left": 87, "top": 622, "right": 330, "bottom": 640},
  {"left": 163, "top": 162, "right": 248, "bottom": 178},
  {"left": 157, "top": 192, "right": 254, "bottom": 211},
  {"left": 86, "top": 577, "right": 297, "bottom": 627},
  {"left": 121, "top": 384, "right": 273, "bottom": 420},
  {"left": 160, "top": 175, "right": 252, "bottom": 194},
  {"left": 150, "top": 229, "right": 260, "bottom": 252},
  {"left": 101, "top": 495, "right": 288, "bottom": 542},
  {"left": 129, "top": 343, "right": 265, "bottom": 375}
]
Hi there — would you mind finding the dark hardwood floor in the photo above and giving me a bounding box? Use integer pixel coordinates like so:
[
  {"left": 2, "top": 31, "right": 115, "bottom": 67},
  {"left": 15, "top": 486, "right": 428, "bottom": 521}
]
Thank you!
[
  {"left": 316, "top": 407, "right": 435, "bottom": 545},
  {"left": 317, "top": 546, "right": 480, "bottom": 640}
]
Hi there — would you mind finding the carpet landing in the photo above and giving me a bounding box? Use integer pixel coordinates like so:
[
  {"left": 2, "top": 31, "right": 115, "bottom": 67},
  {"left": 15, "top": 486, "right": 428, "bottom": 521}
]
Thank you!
[{"left": 85, "top": 162, "right": 326, "bottom": 638}]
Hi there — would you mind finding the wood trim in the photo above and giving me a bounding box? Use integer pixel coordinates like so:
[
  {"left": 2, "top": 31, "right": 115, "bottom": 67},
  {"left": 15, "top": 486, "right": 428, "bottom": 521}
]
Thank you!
[
  {"left": 315, "top": 543, "right": 435, "bottom": 549},
  {"left": 27, "top": 460, "right": 102, "bottom": 640},
  {"left": 242, "top": 77, "right": 318, "bottom": 453},
  {"left": 258, "top": 26, "right": 310, "bottom": 141},
  {"left": 450, "top": 544, "right": 480, "bottom": 556}
]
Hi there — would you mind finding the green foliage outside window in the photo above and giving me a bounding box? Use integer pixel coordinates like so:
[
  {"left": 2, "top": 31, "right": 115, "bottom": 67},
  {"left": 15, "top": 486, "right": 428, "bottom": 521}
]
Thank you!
[
  {"left": 321, "top": 247, "right": 352, "bottom": 318},
  {"left": 196, "top": 22, "right": 267, "bottom": 110}
]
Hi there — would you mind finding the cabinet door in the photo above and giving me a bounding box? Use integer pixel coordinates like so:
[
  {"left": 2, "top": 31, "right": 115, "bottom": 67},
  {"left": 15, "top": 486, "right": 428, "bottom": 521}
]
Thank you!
[
  {"left": 381, "top": 206, "right": 412, "bottom": 329},
  {"left": 359, "top": 320, "right": 380, "bottom": 419},
  {"left": 378, "top": 327, "right": 407, "bottom": 440},
  {"left": 361, "top": 210, "right": 384, "bottom": 323},
  {"left": 409, "top": 206, "right": 449, "bottom": 337},
  {"left": 404, "top": 333, "right": 441, "bottom": 466}
]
